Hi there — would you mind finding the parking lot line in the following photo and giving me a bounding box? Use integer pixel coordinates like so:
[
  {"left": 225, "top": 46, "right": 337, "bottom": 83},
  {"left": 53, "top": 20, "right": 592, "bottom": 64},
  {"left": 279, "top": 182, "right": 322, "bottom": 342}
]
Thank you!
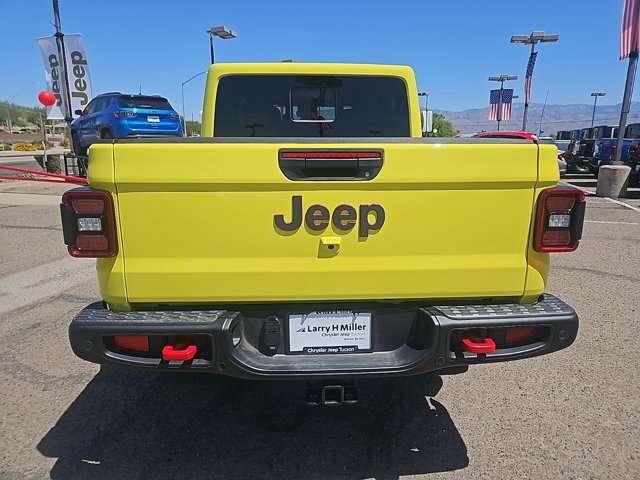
[
  {"left": 561, "top": 181, "right": 640, "bottom": 213},
  {"left": 585, "top": 220, "right": 640, "bottom": 225}
]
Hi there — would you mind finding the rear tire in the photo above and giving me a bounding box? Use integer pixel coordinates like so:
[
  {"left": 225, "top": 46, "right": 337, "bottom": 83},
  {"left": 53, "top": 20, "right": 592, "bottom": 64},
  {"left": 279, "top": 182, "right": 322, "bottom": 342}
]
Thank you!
[
  {"left": 101, "top": 129, "right": 114, "bottom": 139},
  {"left": 71, "top": 131, "right": 86, "bottom": 157},
  {"left": 570, "top": 163, "right": 590, "bottom": 174}
]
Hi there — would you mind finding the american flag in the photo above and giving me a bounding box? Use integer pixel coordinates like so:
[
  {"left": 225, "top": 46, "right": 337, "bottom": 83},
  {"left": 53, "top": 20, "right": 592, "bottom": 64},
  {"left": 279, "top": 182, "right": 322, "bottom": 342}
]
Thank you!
[
  {"left": 524, "top": 51, "right": 537, "bottom": 106},
  {"left": 488, "top": 88, "right": 513, "bottom": 121},
  {"left": 621, "top": 0, "right": 640, "bottom": 59}
]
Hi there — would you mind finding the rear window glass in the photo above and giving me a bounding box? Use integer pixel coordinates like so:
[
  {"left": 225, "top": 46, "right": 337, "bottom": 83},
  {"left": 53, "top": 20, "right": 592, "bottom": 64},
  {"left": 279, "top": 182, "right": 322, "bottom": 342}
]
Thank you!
[
  {"left": 117, "top": 96, "right": 173, "bottom": 110},
  {"left": 580, "top": 129, "right": 594, "bottom": 140},
  {"left": 556, "top": 131, "right": 571, "bottom": 140},
  {"left": 626, "top": 125, "right": 640, "bottom": 138},
  {"left": 214, "top": 75, "right": 410, "bottom": 137},
  {"left": 595, "top": 127, "right": 615, "bottom": 139}
]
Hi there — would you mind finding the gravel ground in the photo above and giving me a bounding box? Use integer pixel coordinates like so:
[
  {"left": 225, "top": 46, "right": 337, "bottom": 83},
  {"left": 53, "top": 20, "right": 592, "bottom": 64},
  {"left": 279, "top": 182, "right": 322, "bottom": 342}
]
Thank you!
[{"left": 0, "top": 180, "right": 638, "bottom": 480}]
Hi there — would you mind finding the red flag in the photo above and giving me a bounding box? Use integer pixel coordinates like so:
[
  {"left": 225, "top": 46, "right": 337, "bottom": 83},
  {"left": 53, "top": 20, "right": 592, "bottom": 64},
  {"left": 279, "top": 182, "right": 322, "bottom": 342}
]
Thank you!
[
  {"left": 621, "top": 0, "right": 640, "bottom": 59},
  {"left": 524, "top": 52, "right": 537, "bottom": 106}
]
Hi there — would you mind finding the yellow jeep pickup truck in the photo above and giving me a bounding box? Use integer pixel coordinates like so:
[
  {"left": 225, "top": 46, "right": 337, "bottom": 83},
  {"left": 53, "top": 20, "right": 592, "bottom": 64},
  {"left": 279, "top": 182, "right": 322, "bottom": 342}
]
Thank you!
[{"left": 61, "top": 63, "right": 584, "bottom": 404}]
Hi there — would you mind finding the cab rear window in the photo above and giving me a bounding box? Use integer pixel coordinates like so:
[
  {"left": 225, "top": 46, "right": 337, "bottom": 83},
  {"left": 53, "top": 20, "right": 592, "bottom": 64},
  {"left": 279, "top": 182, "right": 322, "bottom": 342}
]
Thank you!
[{"left": 213, "top": 75, "right": 410, "bottom": 137}]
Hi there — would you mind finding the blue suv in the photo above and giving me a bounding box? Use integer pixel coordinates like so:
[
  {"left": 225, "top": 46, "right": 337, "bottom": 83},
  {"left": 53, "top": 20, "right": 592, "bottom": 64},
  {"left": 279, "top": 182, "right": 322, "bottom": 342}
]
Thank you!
[{"left": 70, "top": 92, "right": 183, "bottom": 155}]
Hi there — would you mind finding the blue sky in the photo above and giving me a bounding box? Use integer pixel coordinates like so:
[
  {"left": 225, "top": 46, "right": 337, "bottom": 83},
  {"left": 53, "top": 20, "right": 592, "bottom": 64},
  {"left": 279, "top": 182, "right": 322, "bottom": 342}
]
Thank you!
[{"left": 0, "top": 0, "right": 630, "bottom": 120}]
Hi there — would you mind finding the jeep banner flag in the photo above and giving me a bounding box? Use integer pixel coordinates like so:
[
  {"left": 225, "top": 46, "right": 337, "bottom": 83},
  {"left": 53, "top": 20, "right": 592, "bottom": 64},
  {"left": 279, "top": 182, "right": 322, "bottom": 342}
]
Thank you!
[{"left": 36, "top": 34, "right": 92, "bottom": 120}]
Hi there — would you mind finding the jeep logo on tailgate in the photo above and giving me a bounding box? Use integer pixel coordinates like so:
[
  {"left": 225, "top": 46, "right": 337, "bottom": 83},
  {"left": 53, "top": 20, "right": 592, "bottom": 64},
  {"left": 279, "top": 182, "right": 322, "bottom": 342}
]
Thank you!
[{"left": 274, "top": 195, "right": 385, "bottom": 238}]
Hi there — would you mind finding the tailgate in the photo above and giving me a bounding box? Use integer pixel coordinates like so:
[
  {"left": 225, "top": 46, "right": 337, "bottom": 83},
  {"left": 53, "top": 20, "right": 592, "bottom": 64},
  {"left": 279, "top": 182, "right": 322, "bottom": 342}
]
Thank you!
[{"left": 108, "top": 140, "right": 540, "bottom": 304}]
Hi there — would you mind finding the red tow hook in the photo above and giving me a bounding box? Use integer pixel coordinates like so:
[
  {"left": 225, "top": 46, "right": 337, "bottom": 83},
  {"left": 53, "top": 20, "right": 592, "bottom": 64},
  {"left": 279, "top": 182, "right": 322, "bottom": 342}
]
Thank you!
[
  {"left": 462, "top": 337, "right": 496, "bottom": 354},
  {"left": 162, "top": 344, "right": 197, "bottom": 361}
]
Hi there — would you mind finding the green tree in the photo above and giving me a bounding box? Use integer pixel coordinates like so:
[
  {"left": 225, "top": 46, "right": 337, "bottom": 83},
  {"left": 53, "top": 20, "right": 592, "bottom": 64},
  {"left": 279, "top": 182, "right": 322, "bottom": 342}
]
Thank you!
[
  {"left": 1, "top": 102, "right": 46, "bottom": 128},
  {"left": 425, "top": 113, "right": 455, "bottom": 137}
]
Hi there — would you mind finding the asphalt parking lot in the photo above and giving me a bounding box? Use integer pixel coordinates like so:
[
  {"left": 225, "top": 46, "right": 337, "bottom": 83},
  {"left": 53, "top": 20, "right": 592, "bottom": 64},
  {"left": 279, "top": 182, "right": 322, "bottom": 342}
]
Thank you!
[{"left": 0, "top": 177, "right": 638, "bottom": 480}]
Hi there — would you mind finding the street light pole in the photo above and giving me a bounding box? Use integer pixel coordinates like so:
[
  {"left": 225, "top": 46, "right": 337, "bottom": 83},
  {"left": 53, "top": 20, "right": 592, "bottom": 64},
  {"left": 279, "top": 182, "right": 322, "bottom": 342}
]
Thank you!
[
  {"left": 418, "top": 91, "right": 429, "bottom": 111},
  {"left": 181, "top": 71, "right": 207, "bottom": 137},
  {"left": 590, "top": 92, "right": 606, "bottom": 128},
  {"left": 489, "top": 75, "right": 517, "bottom": 131},
  {"left": 207, "top": 25, "right": 237, "bottom": 64},
  {"left": 417, "top": 91, "right": 429, "bottom": 111},
  {"left": 511, "top": 31, "right": 559, "bottom": 132}
]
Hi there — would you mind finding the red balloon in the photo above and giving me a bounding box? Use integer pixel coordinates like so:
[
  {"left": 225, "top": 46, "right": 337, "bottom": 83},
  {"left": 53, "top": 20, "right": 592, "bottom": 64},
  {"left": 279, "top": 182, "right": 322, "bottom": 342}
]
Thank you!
[{"left": 38, "top": 90, "right": 56, "bottom": 107}]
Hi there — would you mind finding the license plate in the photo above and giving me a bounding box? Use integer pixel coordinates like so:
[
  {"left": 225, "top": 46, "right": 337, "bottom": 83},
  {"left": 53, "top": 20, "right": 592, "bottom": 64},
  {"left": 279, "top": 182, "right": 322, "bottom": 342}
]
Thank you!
[
  {"left": 147, "top": 115, "right": 160, "bottom": 123},
  {"left": 288, "top": 311, "right": 372, "bottom": 354}
]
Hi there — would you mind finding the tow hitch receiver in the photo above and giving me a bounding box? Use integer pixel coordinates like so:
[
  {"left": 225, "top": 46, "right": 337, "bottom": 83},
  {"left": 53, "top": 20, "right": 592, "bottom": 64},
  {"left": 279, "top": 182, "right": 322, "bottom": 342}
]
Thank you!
[
  {"left": 462, "top": 337, "right": 496, "bottom": 354},
  {"left": 306, "top": 382, "right": 358, "bottom": 406}
]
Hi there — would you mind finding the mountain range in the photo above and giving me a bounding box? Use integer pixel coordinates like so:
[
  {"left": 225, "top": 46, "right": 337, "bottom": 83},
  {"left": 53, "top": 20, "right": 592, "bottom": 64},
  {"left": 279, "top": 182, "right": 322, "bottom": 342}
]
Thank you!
[{"left": 436, "top": 102, "right": 640, "bottom": 135}]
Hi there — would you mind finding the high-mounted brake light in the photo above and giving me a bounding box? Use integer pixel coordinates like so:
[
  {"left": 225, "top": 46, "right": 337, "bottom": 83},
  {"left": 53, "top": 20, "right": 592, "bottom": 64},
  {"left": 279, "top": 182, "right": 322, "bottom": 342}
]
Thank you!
[
  {"left": 280, "top": 151, "right": 382, "bottom": 159},
  {"left": 534, "top": 188, "right": 585, "bottom": 252},
  {"left": 60, "top": 188, "right": 117, "bottom": 258}
]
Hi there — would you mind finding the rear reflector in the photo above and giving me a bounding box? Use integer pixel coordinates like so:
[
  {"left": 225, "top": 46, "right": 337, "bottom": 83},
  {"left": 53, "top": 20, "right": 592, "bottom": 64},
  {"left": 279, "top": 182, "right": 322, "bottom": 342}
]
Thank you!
[
  {"left": 505, "top": 326, "right": 539, "bottom": 344},
  {"left": 534, "top": 188, "right": 585, "bottom": 252},
  {"left": 113, "top": 335, "right": 150, "bottom": 352}
]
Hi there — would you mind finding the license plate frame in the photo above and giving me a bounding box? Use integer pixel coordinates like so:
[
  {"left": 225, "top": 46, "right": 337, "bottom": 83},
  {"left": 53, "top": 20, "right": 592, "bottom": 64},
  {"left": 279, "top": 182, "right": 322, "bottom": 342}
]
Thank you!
[
  {"left": 147, "top": 115, "right": 160, "bottom": 123},
  {"left": 286, "top": 311, "right": 373, "bottom": 355}
]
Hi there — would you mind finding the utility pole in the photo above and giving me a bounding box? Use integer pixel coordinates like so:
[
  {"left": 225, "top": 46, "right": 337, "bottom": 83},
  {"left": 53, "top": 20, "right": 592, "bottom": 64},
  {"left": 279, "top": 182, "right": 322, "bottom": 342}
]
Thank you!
[
  {"left": 52, "top": 0, "right": 74, "bottom": 153},
  {"left": 538, "top": 90, "right": 549, "bottom": 136},
  {"left": 489, "top": 75, "right": 517, "bottom": 131},
  {"left": 590, "top": 92, "right": 606, "bottom": 128},
  {"left": 511, "top": 31, "right": 559, "bottom": 132},
  {"left": 614, "top": 0, "right": 640, "bottom": 164}
]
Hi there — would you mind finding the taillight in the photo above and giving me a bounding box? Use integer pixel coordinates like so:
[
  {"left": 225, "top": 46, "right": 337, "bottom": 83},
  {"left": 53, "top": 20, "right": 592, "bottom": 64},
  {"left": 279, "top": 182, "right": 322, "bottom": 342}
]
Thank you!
[
  {"left": 60, "top": 187, "right": 117, "bottom": 258},
  {"left": 534, "top": 188, "right": 585, "bottom": 252},
  {"left": 629, "top": 145, "right": 640, "bottom": 161},
  {"left": 169, "top": 112, "right": 179, "bottom": 120},
  {"left": 114, "top": 110, "right": 136, "bottom": 118}
]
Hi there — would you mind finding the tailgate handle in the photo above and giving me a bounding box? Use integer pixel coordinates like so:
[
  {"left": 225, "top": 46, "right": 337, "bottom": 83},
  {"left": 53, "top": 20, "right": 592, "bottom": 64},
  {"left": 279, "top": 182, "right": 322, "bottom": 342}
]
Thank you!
[{"left": 279, "top": 150, "right": 383, "bottom": 181}]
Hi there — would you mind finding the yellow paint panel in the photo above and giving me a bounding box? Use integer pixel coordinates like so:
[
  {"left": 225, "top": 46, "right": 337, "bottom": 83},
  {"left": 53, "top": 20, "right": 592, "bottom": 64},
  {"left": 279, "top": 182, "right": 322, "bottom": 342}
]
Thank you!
[{"left": 100, "top": 141, "right": 543, "bottom": 306}]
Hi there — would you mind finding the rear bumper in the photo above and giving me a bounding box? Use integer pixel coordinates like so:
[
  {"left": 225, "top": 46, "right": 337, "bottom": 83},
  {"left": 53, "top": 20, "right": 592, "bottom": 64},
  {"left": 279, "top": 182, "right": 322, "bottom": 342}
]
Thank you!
[{"left": 69, "top": 295, "right": 578, "bottom": 380}]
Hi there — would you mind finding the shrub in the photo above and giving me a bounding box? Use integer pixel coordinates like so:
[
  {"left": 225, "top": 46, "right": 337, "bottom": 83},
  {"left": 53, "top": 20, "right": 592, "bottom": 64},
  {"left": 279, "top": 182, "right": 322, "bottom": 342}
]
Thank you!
[
  {"left": 45, "top": 155, "right": 62, "bottom": 174},
  {"left": 31, "top": 139, "right": 54, "bottom": 149},
  {"left": 1, "top": 143, "right": 11, "bottom": 151},
  {"left": 13, "top": 143, "right": 38, "bottom": 152}
]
